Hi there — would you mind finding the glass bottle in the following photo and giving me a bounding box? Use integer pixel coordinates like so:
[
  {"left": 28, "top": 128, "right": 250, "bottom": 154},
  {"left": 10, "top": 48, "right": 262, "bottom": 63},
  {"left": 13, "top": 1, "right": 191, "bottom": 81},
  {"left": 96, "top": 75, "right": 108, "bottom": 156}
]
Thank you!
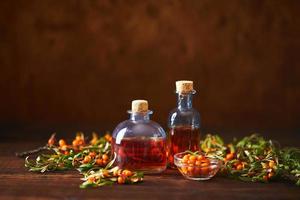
[
  {"left": 168, "top": 80, "right": 201, "bottom": 168},
  {"left": 112, "top": 100, "right": 167, "bottom": 174}
]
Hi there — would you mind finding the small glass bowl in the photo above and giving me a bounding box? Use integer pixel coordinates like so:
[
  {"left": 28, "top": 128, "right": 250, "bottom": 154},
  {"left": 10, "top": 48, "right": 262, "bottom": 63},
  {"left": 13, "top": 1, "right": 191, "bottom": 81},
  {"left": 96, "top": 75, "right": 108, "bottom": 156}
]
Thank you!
[{"left": 174, "top": 151, "right": 222, "bottom": 181}]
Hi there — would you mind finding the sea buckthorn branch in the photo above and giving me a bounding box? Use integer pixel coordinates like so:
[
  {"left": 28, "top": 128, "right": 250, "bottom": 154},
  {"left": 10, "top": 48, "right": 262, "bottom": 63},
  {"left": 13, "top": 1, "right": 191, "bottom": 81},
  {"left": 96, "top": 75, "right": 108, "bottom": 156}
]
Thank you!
[
  {"left": 80, "top": 153, "right": 143, "bottom": 188},
  {"left": 200, "top": 134, "right": 300, "bottom": 186},
  {"left": 20, "top": 131, "right": 144, "bottom": 187}
]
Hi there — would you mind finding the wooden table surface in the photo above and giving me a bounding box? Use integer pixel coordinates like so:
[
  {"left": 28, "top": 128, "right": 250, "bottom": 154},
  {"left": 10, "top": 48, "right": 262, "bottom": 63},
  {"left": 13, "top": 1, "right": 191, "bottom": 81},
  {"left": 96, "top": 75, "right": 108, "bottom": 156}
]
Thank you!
[{"left": 0, "top": 128, "right": 300, "bottom": 199}]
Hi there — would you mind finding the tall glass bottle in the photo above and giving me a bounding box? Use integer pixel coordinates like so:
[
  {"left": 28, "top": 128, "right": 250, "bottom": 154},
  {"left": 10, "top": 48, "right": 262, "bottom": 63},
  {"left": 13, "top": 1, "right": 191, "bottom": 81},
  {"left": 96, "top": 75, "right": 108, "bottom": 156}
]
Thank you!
[
  {"left": 168, "top": 80, "right": 201, "bottom": 168},
  {"left": 112, "top": 100, "right": 167, "bottom": 174}
]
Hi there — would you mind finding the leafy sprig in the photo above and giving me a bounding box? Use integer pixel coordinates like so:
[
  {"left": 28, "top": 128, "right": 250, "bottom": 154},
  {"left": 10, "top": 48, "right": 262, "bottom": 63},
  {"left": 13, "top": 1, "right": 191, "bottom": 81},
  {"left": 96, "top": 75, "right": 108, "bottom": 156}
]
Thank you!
[{"left": 201, "top": 133, "right": 300, "bottom": 186}]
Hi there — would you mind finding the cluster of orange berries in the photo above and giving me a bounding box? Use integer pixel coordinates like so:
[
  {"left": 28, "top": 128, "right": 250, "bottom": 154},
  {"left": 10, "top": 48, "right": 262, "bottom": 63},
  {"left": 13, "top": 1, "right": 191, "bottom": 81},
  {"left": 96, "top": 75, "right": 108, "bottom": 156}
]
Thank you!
[
  {"left": 262, "top": 160, "right": 276, "bottom": 181},
  {"left": 180, "top": 154, "right": 212, "bottom": 176},
  {"left": 87, "top": 168, "right": 134, "bottom": 184},
  {"left": 224, "top": 153, "right": 245, "bottom": 171},
  {"left": 82, "top": 152, "right": 110, "bottom": 166}
]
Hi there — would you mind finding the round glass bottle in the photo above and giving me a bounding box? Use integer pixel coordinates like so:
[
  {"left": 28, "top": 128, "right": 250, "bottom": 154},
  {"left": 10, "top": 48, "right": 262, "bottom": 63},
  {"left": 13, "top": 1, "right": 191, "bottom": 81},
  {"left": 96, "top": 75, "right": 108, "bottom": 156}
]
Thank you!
[
  {"left": 112, "top": 100, "right": 167, "bottom": 174},
  {"left": 168, "top": 81, "right": 201, "bottom": 168}
]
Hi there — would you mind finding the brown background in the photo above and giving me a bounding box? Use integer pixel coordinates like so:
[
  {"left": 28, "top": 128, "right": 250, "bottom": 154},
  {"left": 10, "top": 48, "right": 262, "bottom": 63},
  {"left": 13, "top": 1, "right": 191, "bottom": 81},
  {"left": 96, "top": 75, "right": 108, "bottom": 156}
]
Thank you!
[{"left": 1, "top": 0, "right": 300, "bottom": 135}]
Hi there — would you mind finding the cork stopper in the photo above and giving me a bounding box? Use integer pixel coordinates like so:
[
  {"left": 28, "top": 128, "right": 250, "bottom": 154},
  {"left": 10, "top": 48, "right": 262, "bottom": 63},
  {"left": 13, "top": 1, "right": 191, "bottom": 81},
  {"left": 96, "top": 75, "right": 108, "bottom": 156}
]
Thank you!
[
  {"left": 131, "top": 100, "right": 148, "bottom": 113},
  {"left": 176, "top": 80, "right": 194, "bottom": 93}
]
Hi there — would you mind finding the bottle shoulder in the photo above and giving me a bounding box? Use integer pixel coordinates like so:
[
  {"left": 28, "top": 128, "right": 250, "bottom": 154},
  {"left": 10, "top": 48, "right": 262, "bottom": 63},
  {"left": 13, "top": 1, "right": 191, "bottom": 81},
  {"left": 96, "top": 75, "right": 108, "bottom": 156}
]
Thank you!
[
  {"left": 168, "top": 108, "right": 201, "bottom": 128},
  {"left": 112, "top": 119, "right": 166, "bottom": 138}
]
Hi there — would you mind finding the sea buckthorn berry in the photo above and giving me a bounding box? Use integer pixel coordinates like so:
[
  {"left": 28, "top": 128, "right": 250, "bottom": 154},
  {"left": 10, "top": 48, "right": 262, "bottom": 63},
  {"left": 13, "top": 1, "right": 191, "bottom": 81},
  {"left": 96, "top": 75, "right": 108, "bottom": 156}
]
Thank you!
[
  {"left": 269, "top": 160, "right": 275, "bottom": 168},
  {"left": 77, "top": 139, "right": 84, "bottom": 146},
  {"left": 187, "top": 166, "right": 194, "bottom": 173},
  {"left": 117, "top": 176, "right": 125, "bottom": 184},
  {"left": 76, "top": 135, "right": 82, "bottom": 141},
  {"left": 102, "top": 154, "right": 109, "bottom": 161},
  {"left": 189, "top": 155, "right": 196, "bottom": 161},
  {"left": 233, "top": 161, "right": 240, "bottom": 167},
  {"left": 226, "top": 153, "right": 234, "bottom": 160},
  {"left": 188, "top": 159, "right": 195, "bottom": 165},
  {"left": 83, "top": 155, "right": 91, "bottom": 163},
  {"left": 64, "top": 151, "right": 69, "bottom": 155},
  {"left": 236, "top": 164, "right": 243, "bottom": 170},
  {"left": 72, "top": 140, "right": 79, "bottom": 146},
  {"left": 122, "top": 170, "right": 133, "bottom": 177},
  {"left": 268, "top": 172, "right": 274, "bottom": 179},
  {"left": 197, "top": 155, "right": 205, "bottom": 160},
  {"left": 89, "top": 152, "right": 96, "bottom": 158},
  {"left": 88, "top": 177, "right": 95, "bottom": 183},
  {"left": 194, "top": 167, "right": 201, "bottom": 175},
  {"left": 181, "top": 167, "right": 188, "bottom": 174},
  {"left": 102, "top": 170, "right": 109, "bottom": 177},
  {"left": 263, "top": 175, "right": 268, "bottom": 181},
  {"left": 61, "top": 145, "right": 68, "bottom": 151},
  {"left": 105, "top": 133, "right": 112, "bottom": 142},
  {"left": 201, "top": 162, "right": 209, "bottom": 167},
  {"left": 182, "top": 157, "right": 189, "bottom": 164},
  {"left": 201, "top": 167, "right": 209, "bottom": 175},
  {"left": 48, "top": 138, "right": 55, "bottom": 146},
  {"left": 183, "top": 154, "right": 190, "bottom": 160},
  {"left": 103, "top": 159, "right": 108, "bottom": 165},
  {"left": 58, "top": 139, "right": 66, "bottom": 147},
  {"left": 195, "top": 160, "right": 202, "bottom": 166},
  {"left": 96, "top": 159, "right": 103, "bottom": 166}
]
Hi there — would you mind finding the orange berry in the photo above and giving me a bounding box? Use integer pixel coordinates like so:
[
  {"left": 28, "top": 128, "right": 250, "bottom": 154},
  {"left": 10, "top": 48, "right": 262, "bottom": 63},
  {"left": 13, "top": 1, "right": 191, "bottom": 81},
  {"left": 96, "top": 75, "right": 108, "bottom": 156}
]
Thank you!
[
  {"left": 188, "top": 159, "right": 195, "bottom": 165},
  {"left": 189, "top": 155, "right": 196, "bottom": 162},
  {"left": 105, "top": 133, "right": 112, "bottom": 142},
  {"left": 102, "top": 170, "right": 109, "bottom": 177},
  {"left": 102, "top": 154, "right": 109, "bottom": 161},
  {"left": 96, "top": 159, "right": 103, "bottom": 166},
  {"left": 187, "top": 166, "right": 194, "bottom": 172},
  {"left": 61, "top": 145, "right": 68, "bottom": 151},
  {"left": 89, "top": 152, "right": 96, "bottom": 158},
  {"left": 72, "top": 140, "right": 79, "bottom": 146},
  {"left": 201, "top": 162, "right": 209, "bottom": 167},
  {"left": 197, "top": 155, "right": 205, "bottom": 160},
  {"left": 103, "top": 159, "right": 108, "bottom": 165},
  {"left": 58, "top": 139, "right": 66, "bottom": 147},
  {"left": 226, "top": 153, "right": 234, "bottom": 160},
  {"left": 48, "top": 138, "right": 55, "bottom": 146},
  {"left": 268, "top": 172, "right": 274, "bottom": 179},
  {"left": 182, "top": 157, "right": 189, "bottom": 164},
  {"left": 236, "top": 164, "right": 243, "bottom": 170},
  {"left": 83, "top": 156, "right": 91, "bottom": 163},
  {"left": 195, "top": 160, "right": 201, "bottom": 166},
  {"left": 88, "top": 177, "right": 95, "bottom": 183},
  {"left": 233, "top": 161, "right": 240, "bottom": 167},
  {"left": 201, "top": 167, "right": 209, "bottom": 175},
  {"left": 122, "top": 170, "right": 133, "bottom": 177},
  {"left": 76, "top": 135, "right": 82, "bottom": 141},
  {"left": 263, "top": 175, "right": 268, "bottom": 181},
  {"left": 181, "top": 167, "right": 188, "bottom": 174},
  {"left": 77, "top": 139, "right": 84, "bottom": 146},
  {"left": 64, "top": 151, "right": 69, "bottom": 155},
  {"left": 194, "top": 167, "right": 201, "bottom": 175},
  {"left": 269, "top": 160, "right": 275, "bottom": 168},
  {"left": 117, "top": 176, "right": 125, "bottom": 184}
]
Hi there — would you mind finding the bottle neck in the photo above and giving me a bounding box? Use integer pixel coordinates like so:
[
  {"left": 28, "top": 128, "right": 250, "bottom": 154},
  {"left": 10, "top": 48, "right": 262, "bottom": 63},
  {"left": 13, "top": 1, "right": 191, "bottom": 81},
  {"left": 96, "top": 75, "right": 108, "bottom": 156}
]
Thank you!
[
  {"left": 177, "top": 93, "right": 193, "bottom": 109},
  {"left": 129, "top": 111, "right": 152, "bottom": 121}
]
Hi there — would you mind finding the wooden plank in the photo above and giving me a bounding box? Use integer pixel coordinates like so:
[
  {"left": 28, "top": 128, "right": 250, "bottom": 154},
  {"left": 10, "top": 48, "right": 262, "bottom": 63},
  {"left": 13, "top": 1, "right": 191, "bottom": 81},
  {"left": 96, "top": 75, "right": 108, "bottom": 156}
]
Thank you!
[{"left": 1, "top": 145, "right": 300, "bottom": 200}]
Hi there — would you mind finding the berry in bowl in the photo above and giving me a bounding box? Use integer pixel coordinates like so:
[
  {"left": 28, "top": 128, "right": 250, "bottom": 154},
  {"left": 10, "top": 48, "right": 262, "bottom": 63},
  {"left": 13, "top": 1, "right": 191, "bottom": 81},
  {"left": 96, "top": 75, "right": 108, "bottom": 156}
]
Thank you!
[{"left": 174, "top": 151, "right": 222, "bottom": 181}]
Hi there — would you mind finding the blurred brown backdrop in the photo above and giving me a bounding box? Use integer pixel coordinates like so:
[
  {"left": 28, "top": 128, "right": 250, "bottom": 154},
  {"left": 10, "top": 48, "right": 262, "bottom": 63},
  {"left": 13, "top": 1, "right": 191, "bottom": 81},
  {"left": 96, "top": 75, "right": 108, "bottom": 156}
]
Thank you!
[{"left": 0, "top": 0, "right": 300, "bottom": 134}]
